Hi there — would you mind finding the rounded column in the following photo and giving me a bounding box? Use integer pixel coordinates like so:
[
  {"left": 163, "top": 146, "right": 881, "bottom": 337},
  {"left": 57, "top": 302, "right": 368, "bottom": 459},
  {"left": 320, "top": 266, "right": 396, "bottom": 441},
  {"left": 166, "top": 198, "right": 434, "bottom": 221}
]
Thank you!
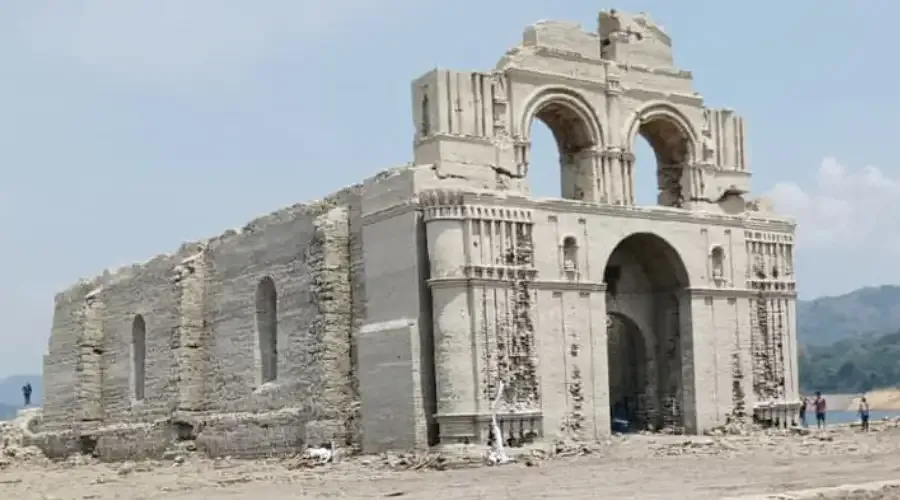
[{"left": 421, "top": 190, "right": 477, "bottom": 444}]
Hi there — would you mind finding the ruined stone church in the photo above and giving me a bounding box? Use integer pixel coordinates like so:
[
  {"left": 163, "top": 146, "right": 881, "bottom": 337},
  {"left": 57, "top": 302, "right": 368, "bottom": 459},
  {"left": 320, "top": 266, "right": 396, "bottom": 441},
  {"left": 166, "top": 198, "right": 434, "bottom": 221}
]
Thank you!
[{"left": 37, "top": 10, "right": 799, "bottom": 460}]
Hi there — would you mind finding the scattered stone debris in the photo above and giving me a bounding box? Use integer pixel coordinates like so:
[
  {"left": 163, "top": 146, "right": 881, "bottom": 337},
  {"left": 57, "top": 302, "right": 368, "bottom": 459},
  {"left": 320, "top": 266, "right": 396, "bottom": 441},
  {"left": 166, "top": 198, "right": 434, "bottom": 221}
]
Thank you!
[
  {"left": 6, "top": 408, "right": 900, "bottom": 484},
  {"left": 0, "top": 410, "right": 47, "bottom": 469}
]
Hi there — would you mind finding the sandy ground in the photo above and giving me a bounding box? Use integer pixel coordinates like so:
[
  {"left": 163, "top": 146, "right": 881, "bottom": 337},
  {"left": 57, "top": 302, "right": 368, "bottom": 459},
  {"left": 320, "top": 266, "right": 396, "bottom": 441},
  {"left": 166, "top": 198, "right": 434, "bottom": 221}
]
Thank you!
[{"left": 5, "top": 420, "right": 900, "bottom": 500}]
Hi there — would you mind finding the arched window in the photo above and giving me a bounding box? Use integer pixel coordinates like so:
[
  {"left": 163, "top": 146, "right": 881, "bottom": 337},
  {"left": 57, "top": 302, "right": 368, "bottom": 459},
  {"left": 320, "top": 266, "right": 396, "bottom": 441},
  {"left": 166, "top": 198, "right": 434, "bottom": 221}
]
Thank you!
[
  {"left": 256, "top": 277, "right": 278, "bottom": 383},
  {"left": 131, "top": 314, "right": 146, "bottom": 401},
  {"left": 631, "top": 111, "right": 693, "bottom": 207},
  {"left": 526, "top": 95, "right": 598, "bottom": 200}
]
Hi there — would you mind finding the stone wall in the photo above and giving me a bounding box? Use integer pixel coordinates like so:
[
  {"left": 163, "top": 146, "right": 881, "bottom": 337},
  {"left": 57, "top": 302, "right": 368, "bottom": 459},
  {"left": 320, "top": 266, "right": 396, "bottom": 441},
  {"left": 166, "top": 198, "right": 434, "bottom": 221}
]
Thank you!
[{"left": 39, "top": 186, "right": 365, "bottom": 459}]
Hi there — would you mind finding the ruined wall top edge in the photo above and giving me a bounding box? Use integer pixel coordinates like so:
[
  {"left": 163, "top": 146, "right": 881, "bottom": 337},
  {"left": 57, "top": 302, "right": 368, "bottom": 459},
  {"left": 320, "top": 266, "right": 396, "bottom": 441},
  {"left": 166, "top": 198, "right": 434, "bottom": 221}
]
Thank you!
[
  {"left": 496, "top": 10, "right": 685, "bottom": 77},
  {"left": 54, "top": 164, "right": 415, "bottom": 304}
]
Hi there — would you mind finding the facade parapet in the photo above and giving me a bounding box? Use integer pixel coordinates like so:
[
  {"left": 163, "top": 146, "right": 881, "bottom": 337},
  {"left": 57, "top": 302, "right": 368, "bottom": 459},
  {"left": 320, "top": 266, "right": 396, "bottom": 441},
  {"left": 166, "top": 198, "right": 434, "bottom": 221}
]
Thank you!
[{"left": 419, "top": 189, "right": 534, "bottom": 223}]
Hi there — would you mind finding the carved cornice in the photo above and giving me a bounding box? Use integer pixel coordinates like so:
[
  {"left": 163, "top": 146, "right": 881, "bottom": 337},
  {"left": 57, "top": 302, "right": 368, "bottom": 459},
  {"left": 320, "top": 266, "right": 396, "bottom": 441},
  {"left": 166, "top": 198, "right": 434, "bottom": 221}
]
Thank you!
[
  {"left": 687, "top": 287, "right": 797, "bottom": 299},
  {"left": 747, "top": 279, "right": 797, "bottom": 293},
  {"left": 428, "top": 270, "right": 538, "bottom": 289},
  {"left": 532, "top": 280, "right": 606, "bottom": 292},
  {"left": 435, "top": 410, "right": 542, "bottom": 422},
  {"left": 419, "top": 189, "right": 467, "bottom": 208},
  {"left": 364, "top": 189, "right": 795, "bottom": 232},
  {"left": 419, "top": 191, "right": 535, "bottom": 223}
]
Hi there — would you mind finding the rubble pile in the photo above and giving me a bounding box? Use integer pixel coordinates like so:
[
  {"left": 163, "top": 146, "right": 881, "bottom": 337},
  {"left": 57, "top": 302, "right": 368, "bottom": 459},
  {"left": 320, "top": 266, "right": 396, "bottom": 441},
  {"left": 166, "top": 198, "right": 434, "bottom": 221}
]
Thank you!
[{"left": 0, "top": 409, "right": 47, "bottom": 469}]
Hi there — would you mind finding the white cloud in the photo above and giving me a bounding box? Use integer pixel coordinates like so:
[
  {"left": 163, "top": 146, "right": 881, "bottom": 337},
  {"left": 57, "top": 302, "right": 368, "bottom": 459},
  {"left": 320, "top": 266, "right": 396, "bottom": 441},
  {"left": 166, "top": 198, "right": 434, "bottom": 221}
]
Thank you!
[
  {"left": 767, "top": 157, "right": 900, "bottom": 250},
  {"left": 10, "top": 0, "right": 405, "bottom": 86}
]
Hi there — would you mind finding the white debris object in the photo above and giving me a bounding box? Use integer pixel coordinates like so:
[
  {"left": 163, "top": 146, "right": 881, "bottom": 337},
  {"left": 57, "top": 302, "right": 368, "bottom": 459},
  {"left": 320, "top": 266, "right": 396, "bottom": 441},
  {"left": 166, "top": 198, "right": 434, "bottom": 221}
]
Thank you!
[{"left": 486, "top": 382, "right": 511, "bottom": 466}]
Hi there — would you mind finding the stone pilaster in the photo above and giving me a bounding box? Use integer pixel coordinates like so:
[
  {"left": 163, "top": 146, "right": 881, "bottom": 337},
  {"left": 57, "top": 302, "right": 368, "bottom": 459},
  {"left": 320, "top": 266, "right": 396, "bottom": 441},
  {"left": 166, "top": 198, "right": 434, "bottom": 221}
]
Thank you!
[
  {"left": 173, "top": 247, "right": 209, "bottom": 414},
  {"left": 78, "top": 289, "right": 105, "bottom": 423}
]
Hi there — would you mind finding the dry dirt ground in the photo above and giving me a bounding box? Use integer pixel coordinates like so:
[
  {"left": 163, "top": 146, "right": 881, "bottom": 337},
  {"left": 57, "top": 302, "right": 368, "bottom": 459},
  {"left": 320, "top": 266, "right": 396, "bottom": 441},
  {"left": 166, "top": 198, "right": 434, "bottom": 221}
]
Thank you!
[{"left": 5, "top": 420, "right": 900, "bottom": 500}]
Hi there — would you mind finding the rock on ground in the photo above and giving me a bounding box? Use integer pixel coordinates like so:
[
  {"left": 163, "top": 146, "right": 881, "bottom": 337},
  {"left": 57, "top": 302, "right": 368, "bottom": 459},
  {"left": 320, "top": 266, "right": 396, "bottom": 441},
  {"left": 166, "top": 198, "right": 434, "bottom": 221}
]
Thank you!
[{"left": 6, "top": 413, "right": 900, "bottom": 499}]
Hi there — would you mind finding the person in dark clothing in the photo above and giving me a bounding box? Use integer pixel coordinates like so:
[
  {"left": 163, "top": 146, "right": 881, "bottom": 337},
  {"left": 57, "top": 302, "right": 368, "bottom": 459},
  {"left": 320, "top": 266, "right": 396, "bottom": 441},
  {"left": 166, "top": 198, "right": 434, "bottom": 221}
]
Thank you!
[
  {"left": 814, "top": 391, "right": 827, "bottom": 429},
  {"left": 859, "top": 396, "right": 870, "bottom": 431},
  {"left": 799, "top": 396, "right": 808, "bottom": 427},
  {"left": 22, "top": 382, "right": 32, "bottom": 407}
]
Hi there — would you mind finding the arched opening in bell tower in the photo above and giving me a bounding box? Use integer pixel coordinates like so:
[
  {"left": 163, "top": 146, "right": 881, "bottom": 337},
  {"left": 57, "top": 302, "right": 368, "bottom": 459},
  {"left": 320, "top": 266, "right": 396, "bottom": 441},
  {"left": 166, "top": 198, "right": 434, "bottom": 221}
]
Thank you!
[
  {"left": 603, "top": 232, "right": 690, "bottom": 432},
  {"left": 524, "top": 93, "right": 600, "bottom": 201},
  {"left": 630, "top": 111, "right": 694, "bottom": 208}
]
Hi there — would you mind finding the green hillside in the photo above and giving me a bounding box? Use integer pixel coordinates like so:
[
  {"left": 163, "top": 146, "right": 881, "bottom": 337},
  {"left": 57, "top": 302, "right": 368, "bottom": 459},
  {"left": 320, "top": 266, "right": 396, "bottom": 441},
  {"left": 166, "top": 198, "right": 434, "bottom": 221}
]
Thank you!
[{"left": 797, "top": 285, "right": 900, "bottom": 346}]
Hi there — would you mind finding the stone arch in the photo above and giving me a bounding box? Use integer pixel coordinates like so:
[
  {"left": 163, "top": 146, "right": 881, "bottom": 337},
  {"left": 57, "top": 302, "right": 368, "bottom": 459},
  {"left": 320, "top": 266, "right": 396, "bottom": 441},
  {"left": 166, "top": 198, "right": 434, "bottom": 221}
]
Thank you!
[
  {"left": 518, "top": 87, "right": 604, "bottom": 201},
  {"left": 255, "top": 276, "right": 278, "bottom": 384},
  {"left": 131, "top": 314, "right": 146, "bottom": 401},
  {"left": 603, "top": 232, "right": 690, "bottom": 432},
  {"left": 623, "top": 102, "right": 699, "bottom": 207}
]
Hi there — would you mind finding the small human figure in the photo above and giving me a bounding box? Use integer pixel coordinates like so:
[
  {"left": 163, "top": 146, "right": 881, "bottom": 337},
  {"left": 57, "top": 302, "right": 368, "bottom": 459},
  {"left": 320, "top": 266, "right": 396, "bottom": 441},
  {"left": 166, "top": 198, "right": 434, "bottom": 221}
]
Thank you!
[
  {"left": 813, "top": 391, "right": 827, "bottom": 429},
  {"left": 22, "top": 382, "right": 32, "bottom": 407},
  {"left": 799, "top": 396, "right": 808, "bottom": 427},
  {"left": 858, "top": 396, "right": 870, "bottom": 432}
]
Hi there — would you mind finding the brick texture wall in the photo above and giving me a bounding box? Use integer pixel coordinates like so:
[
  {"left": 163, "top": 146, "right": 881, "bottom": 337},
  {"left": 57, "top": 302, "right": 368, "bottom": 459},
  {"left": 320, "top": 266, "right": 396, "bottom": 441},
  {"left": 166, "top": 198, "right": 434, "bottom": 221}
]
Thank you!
[{"left": 39, "top": 186, "right": 365, "bottom": 459}]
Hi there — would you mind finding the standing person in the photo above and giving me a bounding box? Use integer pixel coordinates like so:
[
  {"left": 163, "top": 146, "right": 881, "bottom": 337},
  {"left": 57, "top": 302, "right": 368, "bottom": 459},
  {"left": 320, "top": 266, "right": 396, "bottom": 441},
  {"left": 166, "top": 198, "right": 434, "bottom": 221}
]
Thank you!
[
  {"left": 799, "top": 396, "right": 808, "bottom": 427},
  {"left": 814, "top": 391, "right": 827, "bottom": 429},
  {"left": 858, "top": 396, "right": 870, "bottom": 431},
  {"left": 22, "top": 382, "right": 32, "bottom": 407}
]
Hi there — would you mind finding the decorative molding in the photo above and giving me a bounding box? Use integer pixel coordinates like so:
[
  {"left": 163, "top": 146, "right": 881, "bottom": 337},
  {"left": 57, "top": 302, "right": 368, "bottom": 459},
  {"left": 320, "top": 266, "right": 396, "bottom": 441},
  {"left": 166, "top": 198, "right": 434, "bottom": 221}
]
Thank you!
[
  {"left": 429, "top": 272, "right": 537, "bottom": 289},
  {"left": 361, "top": 190, "right": 794, "bottom": 232},
  {"left": 532, "top": 280, "right": 606, "bottom": 292},
  {"left": 435, "top": 410, "right": 542, "bottom": 421},
  {"left": 687, "top": 287, "right": 797, "bottom": 299}
]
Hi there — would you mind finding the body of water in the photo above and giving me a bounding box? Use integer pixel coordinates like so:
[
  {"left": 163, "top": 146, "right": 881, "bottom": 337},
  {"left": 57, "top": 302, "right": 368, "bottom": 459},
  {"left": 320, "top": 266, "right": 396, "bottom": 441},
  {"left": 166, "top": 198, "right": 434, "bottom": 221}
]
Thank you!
[{"left": 806, "top": 410, "right": 900, "bottom": 425}]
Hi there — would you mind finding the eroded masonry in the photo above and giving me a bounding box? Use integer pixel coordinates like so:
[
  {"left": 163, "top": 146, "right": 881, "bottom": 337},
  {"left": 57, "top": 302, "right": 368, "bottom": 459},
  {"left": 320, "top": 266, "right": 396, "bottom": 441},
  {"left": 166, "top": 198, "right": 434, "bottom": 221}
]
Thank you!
[{"left": 37, "top": 10, "right": 800, "bottom": 459}]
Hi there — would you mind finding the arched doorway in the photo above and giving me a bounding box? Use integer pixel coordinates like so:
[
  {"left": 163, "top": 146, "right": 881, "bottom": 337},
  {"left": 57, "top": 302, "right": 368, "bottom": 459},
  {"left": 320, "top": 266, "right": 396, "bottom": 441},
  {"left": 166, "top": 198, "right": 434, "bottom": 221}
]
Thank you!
[
  {"left": 604, "top": 232, "right": 690, "bottom": 432},
  {"left": 606, "top": 312, "right": 648, "bottom": 429},
  {"left": 523, "top": 90, "right": 601, "bottom": 200}
]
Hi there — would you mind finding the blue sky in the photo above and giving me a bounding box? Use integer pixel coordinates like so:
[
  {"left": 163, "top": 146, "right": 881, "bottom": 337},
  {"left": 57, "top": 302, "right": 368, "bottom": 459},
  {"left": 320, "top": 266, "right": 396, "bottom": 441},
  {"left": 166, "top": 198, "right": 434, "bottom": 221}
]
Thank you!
[{"left": 2, "top": 1, "right": 898, "bottom": 376}]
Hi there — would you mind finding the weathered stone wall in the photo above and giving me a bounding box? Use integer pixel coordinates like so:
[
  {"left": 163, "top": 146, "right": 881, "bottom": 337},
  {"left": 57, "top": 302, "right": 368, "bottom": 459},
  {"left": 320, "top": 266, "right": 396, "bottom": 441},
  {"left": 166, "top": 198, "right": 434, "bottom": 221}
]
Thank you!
[
  {"left": 356, "top": 209, "right": 434, "bottom": 452},
  {"left": 199, "top": 197, "right": 356, "bottom": 444},
  {"left": 39, "top": 185, "right": 365, "bottom": 459},
  {"left": 43, "top": 283, "right": 94, "bottom": 432},
  {"left": 97, "top": 253, "right": 186, "bottom": 424}
]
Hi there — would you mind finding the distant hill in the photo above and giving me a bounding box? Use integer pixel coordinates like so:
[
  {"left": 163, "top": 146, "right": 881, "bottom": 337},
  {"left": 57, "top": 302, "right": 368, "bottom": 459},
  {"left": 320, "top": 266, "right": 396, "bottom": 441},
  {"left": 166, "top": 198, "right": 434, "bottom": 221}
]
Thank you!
[
  {"left": 798, "top": 285, "right": 900, "bottom": 346},
  {"left": 0, "top": 402, "right": 16, "bottom": 420},
  {"left": 799, "top": 330, "right": 900, "bottom": 393}
]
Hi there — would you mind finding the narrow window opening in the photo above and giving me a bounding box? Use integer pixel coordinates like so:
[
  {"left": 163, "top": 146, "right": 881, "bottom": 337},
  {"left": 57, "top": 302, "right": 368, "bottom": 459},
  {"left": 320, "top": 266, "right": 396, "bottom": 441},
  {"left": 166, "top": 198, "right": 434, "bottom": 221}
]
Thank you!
[
  {"left": 131, "top": 314, "right": 146, "bottom": 401},
  {"left": 420, "top": 90, "right": 430, "bottom": 137},
  {"left": 710, "top": 246, "right": 726, "bottom": 285},
  {"left": 256, "top": 277, "right": 278, "bottom": 383},
  {"left": 562, "top": 236, "right": 579, "bottom": 279}
]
